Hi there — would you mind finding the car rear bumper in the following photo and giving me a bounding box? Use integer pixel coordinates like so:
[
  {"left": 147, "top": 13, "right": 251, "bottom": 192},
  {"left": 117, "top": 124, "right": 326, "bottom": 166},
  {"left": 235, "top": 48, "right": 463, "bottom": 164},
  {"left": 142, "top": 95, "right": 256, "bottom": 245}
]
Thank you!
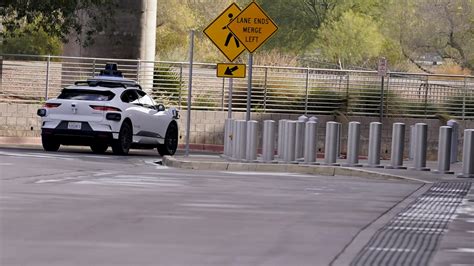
[{"left": 41, "top": 122, "right": 115, "bottom": 145}]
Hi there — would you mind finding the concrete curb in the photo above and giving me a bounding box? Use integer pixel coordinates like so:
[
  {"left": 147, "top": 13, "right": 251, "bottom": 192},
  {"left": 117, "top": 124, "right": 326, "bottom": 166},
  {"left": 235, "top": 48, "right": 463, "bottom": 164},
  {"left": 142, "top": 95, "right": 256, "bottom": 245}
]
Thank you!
[{"left": 162, "top": 156, "right": 426, "bottom": 183}]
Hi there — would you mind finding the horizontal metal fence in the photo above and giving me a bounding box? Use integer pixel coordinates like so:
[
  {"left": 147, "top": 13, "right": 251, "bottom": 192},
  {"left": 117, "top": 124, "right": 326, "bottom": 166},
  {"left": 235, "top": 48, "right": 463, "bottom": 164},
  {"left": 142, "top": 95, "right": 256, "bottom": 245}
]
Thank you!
[{"left": 1, "top": 54, "right": 473, "bottom": 119}]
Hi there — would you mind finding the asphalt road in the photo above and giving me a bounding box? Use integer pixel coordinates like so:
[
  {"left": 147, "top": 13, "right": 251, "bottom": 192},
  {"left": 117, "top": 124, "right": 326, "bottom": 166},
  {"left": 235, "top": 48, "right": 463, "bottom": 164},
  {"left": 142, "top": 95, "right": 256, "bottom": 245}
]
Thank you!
[{"left": 0, "top": 147, "right": 455, "bottom": 266}]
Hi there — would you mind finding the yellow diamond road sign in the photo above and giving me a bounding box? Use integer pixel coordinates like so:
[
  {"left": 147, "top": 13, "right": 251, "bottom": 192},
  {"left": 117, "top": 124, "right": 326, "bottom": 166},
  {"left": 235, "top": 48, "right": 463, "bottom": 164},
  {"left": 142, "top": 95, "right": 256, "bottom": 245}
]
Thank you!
[
  {"left": 227, "top": 2, "right": 278, "bottom": 53},
  {"left": 217, "top": 63, "right": 246, "bottom": 78},
  {"left": 203, "top": 3, "right": 246, "bottom": 62}
]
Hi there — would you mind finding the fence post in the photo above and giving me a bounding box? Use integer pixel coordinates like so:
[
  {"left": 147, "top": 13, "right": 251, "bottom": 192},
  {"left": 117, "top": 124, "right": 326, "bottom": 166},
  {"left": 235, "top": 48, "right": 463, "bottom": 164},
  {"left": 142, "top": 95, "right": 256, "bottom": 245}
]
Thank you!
[
  {"left": 379, "top": 76, "right": 385, "bottom": 122},
  {"left": 424, "top": 77, "right": 429, "bottom": 118},
  {"left": 45, "top": 55, "right": 51, "bottom": 100},
  {"left": 462, "top": 77, "right": 467, "bottom": 121},
  {"left": 92, "top": 59, "right": 96, "bottom": 77},
  {"left": 179, "top": 64, "right": 183, "bottom": 110},
  {"left": 136, "top": 59, "right": 141, "bottom": 83},
  {"left": 263, "top": 67, "right": 268, "bottom": 112},
  {"left": 305, "top": 67, "right": 309, "bottom": 115}
]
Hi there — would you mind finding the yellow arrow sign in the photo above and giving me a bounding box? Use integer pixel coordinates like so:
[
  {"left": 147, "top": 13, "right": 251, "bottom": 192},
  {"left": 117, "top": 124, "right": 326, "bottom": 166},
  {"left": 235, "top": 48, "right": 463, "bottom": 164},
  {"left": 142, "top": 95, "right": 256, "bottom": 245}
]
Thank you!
[
  {"left": 227, "top": 2, "right": 278, "bottom": 53},
  {"left": 203, "top": 3, "right": 246, "bottom": 62},
  {"left": 217, "top": 63, "right": 246, "bottom": 78}
]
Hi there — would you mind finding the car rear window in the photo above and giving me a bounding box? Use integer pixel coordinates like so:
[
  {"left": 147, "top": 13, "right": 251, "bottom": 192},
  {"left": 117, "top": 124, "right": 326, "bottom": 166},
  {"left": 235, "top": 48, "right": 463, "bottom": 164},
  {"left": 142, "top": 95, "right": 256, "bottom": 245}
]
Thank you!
[{"left": 58, "top": 89, "right": 115, "bottom": 101}]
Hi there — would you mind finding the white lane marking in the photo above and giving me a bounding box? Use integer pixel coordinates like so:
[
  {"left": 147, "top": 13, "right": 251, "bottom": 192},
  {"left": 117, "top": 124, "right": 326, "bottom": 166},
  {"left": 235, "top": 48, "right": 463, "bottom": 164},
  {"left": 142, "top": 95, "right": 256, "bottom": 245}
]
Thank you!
[
  {"left": 179, "top": 203, "right": 253, "bottom": 209},
  {"left": 387, "top": 226, "right": 447, "bottom": 233},
  {"left": 0, "top": 163, "right": 13, "bottom": 166},
  {"left": 0, "top": 151, "right": 114, "bottom": 161},
  {"left": 140, "top": 214, "right": 203, "bottom": 220},
  {"left": 448, "top": 248, "right": 474, "bottom": 253},
  {"left": 75, "top": 179, "right": 184, "bottom": 187},
  {"left": 92, "top": 172, "right": 116, "bottom": 176},
  {"left": 0, "top": 151, "right": 74, "bottom": 160},
  {"left": 79, "top": 155, "right": 112, "bottom": 159},
  {"left": 35, "top": 177, "right": 77, "bottom": 184},
  {"left": 368, "top": 247, "right": 416, "bottom": 252}
]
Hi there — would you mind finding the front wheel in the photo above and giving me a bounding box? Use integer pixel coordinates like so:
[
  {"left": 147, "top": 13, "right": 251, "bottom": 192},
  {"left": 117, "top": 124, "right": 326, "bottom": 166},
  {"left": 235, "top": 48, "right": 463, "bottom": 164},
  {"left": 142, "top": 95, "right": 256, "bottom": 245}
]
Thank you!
[
  {"left": 42, "top": 136, "right": 60, "bottom": 152},
  {"left": 112, "top": 122, "right": 132, "bottom": 155},
  {"left": 157, "top": 122, "right": 178, "bottom": 156}
]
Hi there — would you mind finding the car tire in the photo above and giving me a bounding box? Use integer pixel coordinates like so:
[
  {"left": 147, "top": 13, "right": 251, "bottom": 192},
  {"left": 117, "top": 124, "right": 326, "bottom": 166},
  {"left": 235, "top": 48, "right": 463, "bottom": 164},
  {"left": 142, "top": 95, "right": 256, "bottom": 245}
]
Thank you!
[
  {"left": 112, "top": 122, "right": 132, "bottom": 155},
  {"left": 42, "top": 136, "right": 60, "bottom": 152},
  {"left": 157, "top": 122, "right": 178, "bottom": 156},
  {"left": 90, "top": 143, "right": 108, "bottom": 154}
]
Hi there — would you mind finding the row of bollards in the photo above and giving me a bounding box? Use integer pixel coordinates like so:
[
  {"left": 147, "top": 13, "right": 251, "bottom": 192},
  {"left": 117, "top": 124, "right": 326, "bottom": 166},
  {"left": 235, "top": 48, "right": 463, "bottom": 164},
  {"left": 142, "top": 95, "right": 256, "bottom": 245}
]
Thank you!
[{"left": 223, "top": 118, "right": 474, "bottom": 178}]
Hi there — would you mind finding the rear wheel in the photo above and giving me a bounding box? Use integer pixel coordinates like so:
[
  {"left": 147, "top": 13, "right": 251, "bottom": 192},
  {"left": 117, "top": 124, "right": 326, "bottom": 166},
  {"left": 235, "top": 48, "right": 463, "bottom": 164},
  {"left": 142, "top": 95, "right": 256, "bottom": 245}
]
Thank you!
[
  {"left": 112, "top": 122, "right": 132, "bottom": 155},
  {"left": 158, "top": 122, "right": 178, "bottom": 156},
  {"left": 42, "top": 136, "right": 60, "bottom": 152},
  {"left": 90, "top": 143, "right": 108, "bottom": 154}
]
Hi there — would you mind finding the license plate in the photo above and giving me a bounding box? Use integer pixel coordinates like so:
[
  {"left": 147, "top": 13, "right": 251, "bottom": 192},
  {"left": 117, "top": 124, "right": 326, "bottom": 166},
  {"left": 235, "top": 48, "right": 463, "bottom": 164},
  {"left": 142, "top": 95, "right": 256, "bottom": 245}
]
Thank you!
[{"left": 67, "top": 122, "right": 82, "bottom": 130}]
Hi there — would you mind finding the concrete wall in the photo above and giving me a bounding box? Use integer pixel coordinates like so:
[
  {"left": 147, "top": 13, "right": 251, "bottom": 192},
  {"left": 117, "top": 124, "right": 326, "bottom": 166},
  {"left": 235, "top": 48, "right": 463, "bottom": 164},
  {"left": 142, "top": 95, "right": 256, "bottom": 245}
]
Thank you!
[
  {"left": 2, "top": 102, "right": 473, "bottom": 159},
  {"left": 63, "top": 0, "right": 156, "bottom": 61}
]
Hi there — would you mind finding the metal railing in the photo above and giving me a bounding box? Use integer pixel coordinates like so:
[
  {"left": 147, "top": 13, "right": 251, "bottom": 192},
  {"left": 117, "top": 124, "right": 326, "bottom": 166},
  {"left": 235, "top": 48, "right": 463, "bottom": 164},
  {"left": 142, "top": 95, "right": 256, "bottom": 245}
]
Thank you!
[{"left": 1, "top": 54, "right": 473, "bottom": 119}]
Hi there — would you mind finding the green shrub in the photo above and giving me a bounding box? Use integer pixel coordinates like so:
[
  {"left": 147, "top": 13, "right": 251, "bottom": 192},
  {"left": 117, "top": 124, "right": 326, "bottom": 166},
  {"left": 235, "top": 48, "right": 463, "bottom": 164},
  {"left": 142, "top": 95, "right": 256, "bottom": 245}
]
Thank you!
[
  {"left": 152, "top": 65, "right": 183, "bottom": 106},
  {"left": 306, "top": 88, "right": 347, "bottom": 114},
  {"left": 445, "top": 95, "right": 474, "bottom": 118}
]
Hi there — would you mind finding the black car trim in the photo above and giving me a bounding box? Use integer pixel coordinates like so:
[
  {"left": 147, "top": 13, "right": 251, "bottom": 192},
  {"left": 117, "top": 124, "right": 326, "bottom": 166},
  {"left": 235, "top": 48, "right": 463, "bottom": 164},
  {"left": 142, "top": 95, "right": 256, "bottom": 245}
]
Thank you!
[{"left": 136, "top": 130, "right": 163, "bottom": 139}]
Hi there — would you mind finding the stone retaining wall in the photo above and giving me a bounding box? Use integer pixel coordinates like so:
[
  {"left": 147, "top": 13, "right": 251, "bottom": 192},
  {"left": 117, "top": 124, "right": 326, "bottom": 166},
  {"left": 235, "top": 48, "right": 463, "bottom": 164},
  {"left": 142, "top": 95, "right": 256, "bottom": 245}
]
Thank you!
[{"left": 2, "top": 102, "right": 473, "bottom": 159}]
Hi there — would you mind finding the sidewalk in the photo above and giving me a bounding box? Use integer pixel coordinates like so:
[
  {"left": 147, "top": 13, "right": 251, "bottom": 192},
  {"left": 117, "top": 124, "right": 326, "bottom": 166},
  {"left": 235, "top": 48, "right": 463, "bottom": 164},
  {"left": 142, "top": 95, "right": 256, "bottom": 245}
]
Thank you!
[{"left": 162, "top": 154, "right": 471, "bottom": 184}]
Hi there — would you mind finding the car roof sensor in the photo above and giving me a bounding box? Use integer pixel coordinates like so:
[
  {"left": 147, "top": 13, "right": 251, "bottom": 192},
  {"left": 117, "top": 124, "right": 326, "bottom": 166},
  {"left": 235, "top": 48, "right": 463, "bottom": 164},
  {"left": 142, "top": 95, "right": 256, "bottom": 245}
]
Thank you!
[{"left": 100, "top": 63, "right": 123, "bottom": 77}]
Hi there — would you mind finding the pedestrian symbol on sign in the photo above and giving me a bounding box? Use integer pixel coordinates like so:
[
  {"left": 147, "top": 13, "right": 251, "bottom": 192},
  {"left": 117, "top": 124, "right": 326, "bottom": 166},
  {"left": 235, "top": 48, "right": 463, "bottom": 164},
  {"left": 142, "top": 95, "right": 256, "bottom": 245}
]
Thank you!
[
  {"left": 222, "top": 13, "right": 240, "bottom": 48},
  {"left": 203, "top": 3, "right": 246, "bottom": 62}
]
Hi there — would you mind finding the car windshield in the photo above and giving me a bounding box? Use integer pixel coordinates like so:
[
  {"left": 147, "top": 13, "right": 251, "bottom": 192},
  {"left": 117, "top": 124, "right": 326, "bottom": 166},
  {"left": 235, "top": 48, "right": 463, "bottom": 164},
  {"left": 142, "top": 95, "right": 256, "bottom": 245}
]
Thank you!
[{"left": 58, "top": 89, "right": 115, "bottom": 101}]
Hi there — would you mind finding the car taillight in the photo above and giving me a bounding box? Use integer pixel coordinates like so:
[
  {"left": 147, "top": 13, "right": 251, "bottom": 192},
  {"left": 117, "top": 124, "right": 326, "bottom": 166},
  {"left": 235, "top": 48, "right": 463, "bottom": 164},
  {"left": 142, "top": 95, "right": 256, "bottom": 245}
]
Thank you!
[
  {"left": 89, "top": 105, "right": 122, "bottom": 112},
  {"left": 44, "top": 103, "right": 61, "bottom": 108}
]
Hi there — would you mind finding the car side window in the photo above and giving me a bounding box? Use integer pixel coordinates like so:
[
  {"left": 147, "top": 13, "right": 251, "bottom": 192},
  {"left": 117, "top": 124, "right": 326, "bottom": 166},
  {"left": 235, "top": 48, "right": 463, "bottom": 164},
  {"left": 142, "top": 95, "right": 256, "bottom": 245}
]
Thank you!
[
  {"left": 136, "top": 90, "right": 156, "bottom": 109},
  {"left": 121, "top": 90, "right": 139, "bottom": 104}
]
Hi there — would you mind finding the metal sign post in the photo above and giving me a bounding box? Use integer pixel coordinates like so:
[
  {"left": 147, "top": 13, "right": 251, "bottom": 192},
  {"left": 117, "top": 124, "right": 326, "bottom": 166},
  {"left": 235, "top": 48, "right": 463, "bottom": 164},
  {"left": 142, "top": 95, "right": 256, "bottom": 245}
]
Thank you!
[
  {"left": 185, "top": 30, "right": 195, "bottom": 157},
  {"left": 228, "top": 78, "right": 233, "bottom": 119},
  {"left": 378, "top": 57, "right": 388, "bottom": 122}
]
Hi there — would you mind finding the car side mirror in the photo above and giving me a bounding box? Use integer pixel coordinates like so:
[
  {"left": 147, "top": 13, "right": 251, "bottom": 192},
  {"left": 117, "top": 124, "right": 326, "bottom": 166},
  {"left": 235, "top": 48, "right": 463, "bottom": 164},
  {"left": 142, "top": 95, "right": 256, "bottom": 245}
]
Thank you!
[{"left": 156, "top": 104, "right": 165, "bottom": 112}]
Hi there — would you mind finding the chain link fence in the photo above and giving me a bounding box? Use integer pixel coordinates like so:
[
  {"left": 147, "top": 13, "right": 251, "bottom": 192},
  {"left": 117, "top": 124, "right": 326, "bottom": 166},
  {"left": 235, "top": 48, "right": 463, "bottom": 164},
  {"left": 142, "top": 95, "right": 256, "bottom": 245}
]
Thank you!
[{"left": 1, "top": 54, "right": 473, "bottom": 119}]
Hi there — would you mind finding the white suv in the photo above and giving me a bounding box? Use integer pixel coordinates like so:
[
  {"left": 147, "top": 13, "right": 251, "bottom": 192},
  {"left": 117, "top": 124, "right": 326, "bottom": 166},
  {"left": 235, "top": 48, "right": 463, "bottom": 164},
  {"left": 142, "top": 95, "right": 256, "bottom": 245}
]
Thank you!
[{"left": 37, "top": 64, "right": 179, "bottom": 156}]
